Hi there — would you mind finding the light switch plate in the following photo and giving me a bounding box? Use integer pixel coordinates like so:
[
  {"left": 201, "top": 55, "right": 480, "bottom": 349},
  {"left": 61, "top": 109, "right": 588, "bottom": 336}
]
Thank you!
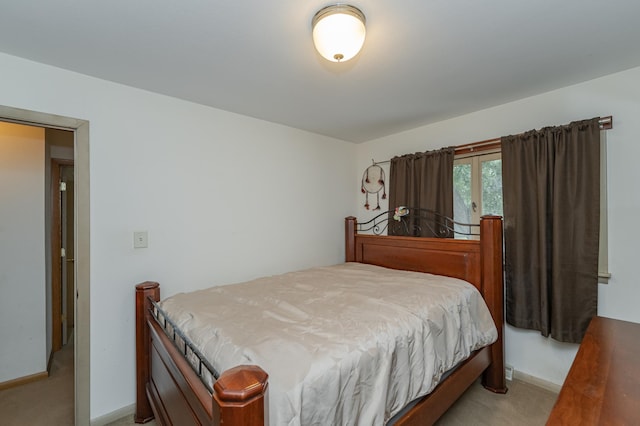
[{"left": 133, "top": 231, "right": 148, "bottom": 248}]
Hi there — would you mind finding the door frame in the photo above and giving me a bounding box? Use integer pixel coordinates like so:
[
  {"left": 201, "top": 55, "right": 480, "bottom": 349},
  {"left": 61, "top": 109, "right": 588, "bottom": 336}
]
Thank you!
[
  {"left": 0, "top": 105, "right": 90, "bottom": 426},
  {"left": 51, "top": 159, "right": 74, "bottom": 352}
]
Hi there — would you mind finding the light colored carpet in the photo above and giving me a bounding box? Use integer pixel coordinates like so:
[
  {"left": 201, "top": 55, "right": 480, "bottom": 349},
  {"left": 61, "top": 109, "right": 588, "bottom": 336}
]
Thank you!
[
  {"left": 109, "top": 379, "right": 557, "bottom": 426},
  {"left": 0, "top": 342, "right": 74, "bottom": 426},
  {"left": 436, "top": 378, "right": 557, "bottom": 425}
]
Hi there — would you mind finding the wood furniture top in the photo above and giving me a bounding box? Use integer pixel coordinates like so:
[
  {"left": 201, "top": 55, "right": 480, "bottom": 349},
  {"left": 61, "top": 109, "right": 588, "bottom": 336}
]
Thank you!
[{"left": 547, "top": 316, "right": 640, "bottom": 425}]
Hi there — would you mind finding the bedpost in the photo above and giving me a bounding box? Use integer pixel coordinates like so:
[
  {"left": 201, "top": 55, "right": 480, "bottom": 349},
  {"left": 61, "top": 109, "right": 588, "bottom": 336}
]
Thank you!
[
  {"left": 135, "top": 281, "right": 160, "bottom": 423},
  {"left": 345, "top": 216, "right": 357, "bottom": 262},
  {"left": 213, "top": 365, "right": 269, "bottom": 426},
  {"left": 479, "top": 215, "right": 507, "bottom": 394}
]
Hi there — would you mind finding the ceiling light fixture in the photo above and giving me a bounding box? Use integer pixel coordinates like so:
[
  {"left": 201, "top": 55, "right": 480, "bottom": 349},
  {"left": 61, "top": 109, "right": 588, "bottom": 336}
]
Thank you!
[{"left": 312, "top": 4, "right": 366, "bottom": 63}]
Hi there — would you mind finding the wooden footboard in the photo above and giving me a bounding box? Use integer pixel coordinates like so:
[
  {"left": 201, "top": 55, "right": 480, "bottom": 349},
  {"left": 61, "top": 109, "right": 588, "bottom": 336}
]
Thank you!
[
  {"left": 135, "top": 282, "right": 268, "bottom": 425},
  {"left": 135, "top": 214, "right": 506, "bottom": 426}
]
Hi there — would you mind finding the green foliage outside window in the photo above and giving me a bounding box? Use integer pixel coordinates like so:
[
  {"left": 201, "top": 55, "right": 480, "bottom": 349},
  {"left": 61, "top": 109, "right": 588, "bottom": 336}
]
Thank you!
[
  {"left": 453, "top": 157, "right": 503, "bottom": 227},
  {"left": 481, "top": 159, "right": 503, "bottom": 216}
]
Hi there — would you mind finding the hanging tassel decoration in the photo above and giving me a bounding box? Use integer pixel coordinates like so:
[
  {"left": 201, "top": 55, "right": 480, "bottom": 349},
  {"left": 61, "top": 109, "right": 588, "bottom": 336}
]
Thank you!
[{"left": 361, "top": 164, "right": 386, "bottom": 210}]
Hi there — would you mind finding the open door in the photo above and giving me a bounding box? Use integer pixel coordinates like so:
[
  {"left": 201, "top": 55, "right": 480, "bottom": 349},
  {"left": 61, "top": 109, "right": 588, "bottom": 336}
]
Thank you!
[
  {"left": 52, "top": 159, "right": 74, "bottom": 351},
  {"left": 1, "top": 105, "right": 90, "bottom": 425},
  {"left": 61, "top": 165, "right": 75, "bottom": 345}
]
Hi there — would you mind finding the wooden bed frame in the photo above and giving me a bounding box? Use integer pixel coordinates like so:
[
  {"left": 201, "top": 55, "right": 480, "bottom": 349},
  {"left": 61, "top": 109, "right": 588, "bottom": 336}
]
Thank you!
[{"left": 135, "top": 214, "right": 506, "bottom": 425}]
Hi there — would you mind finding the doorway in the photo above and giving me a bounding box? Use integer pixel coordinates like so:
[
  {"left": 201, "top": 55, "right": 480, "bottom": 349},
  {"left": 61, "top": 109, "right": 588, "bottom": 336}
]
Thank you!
[
  {"left": 0, "top": 105, "right": 90, "bottom": 426},
  {"left": 52, "top": 158, "right": 75, "bottom": 352}
]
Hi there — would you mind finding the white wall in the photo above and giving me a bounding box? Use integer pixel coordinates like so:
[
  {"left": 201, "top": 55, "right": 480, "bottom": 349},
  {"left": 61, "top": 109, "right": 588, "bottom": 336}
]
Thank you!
[
  {"left": 0, "top": 122, "right": 46, "bottom": 383},
  {"left": 0, "top": 52, "right": 356, "bottom": 419},
  {"left": 356, "top": 65, "right": 640, "bottom": 386}
]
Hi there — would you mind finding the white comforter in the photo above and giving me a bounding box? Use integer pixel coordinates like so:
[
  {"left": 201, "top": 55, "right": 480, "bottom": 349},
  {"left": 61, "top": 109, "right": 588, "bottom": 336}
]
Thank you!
[{"left": 159, "top": 262, "right": 497, "bottom": 426}]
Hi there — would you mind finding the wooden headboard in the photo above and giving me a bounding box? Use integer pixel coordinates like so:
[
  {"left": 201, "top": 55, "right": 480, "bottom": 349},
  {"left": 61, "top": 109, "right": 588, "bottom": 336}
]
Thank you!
[{"left": 345, "top": 215, "right": 502, "bottom": 293}]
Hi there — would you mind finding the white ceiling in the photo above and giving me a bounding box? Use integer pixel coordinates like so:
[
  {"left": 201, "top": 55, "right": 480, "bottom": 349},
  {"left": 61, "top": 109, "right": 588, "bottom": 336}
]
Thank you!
[{"left": 2, "top": 1, "right": 640, "bottom": 143}]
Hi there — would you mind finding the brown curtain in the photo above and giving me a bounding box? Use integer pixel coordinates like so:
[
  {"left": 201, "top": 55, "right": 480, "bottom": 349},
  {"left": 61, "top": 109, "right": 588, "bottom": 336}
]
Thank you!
[
  {"left": 502, "top": 118, "right": 601, "bottom": 343},
  {"left": 388, "top": 147, "right": 454, "bottom": 237}
]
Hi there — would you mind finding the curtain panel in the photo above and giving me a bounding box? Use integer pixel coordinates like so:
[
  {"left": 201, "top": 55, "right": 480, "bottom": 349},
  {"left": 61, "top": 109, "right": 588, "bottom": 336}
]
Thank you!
[
  {"left": 502, "top": 118, "right": 601, "bottom": 343},
  {"left": 388, "top": 147, "right": 454, "bottom": 237}
]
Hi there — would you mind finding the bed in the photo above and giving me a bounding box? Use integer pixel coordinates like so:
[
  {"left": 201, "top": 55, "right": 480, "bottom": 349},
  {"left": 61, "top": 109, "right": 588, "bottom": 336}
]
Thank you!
[{"left": 134, "top": 210, "right": 507, "bottom": 425}]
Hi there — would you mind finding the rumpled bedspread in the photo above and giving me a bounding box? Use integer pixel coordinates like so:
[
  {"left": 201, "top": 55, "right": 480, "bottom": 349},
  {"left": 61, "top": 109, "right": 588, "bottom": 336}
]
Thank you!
[{"left": 160, "top": 262, "right": 497, "bottom": 426}]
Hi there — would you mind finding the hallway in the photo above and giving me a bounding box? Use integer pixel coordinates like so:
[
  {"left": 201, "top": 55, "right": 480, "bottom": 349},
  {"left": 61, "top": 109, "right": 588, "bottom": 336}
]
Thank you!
[{"left": 0, "top": 343, "right": 74, "bottom": 425}]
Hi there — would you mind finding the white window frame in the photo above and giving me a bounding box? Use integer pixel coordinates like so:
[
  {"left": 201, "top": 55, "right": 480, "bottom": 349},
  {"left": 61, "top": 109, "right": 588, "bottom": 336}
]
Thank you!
[{"left": 454, "top": 151, "right": 502, "bottom": 226}]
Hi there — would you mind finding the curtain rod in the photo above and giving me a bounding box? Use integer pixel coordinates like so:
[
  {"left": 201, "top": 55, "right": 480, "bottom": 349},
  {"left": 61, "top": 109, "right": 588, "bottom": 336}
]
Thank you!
[{"left": 372, "top": 115, "right": 612, "bottom": 165}]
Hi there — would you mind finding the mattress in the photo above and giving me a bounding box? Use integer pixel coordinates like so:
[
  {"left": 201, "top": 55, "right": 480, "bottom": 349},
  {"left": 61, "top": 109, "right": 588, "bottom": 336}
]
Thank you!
[{"left": 159, "top": 262, "right": 497, "bottom": 426}]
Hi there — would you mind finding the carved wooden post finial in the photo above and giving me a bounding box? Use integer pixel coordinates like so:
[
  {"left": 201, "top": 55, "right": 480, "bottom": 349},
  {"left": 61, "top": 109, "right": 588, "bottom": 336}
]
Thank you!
[{"left": 213, "top": 365, "right": 269, "bottom": 425}]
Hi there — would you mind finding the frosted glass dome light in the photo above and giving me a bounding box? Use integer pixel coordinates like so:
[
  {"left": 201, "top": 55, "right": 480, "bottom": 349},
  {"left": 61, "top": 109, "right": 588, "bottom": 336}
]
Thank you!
[{"left": 312, "top": 4, "right": 366, "bottom": 62}]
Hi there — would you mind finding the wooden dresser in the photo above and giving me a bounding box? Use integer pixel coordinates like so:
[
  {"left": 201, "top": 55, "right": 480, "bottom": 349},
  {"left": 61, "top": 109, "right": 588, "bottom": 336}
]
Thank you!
[{"left": 547, "top": 316, "right": 640, "bottom": 425}]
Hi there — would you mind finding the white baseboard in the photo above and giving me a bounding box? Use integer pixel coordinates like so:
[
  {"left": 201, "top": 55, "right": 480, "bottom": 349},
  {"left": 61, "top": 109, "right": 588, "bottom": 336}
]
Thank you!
[
  {"left": 513, "top": 369, "right": 562, "bottom": 394},
  {"left": 0, "top": 370, "right": 49, "bottom": 391},
  {"left": 90, "top": 403, "right": 135, "bottom": 426}
]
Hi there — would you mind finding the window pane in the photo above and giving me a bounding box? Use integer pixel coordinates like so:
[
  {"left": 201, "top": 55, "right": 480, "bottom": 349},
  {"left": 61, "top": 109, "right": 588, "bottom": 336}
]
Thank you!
[
  {"left": 453, "top": 163, "right": 472, "bottom": 234},
  {"left": 481, "top": 159, "right": 503, "bottom": 216}
]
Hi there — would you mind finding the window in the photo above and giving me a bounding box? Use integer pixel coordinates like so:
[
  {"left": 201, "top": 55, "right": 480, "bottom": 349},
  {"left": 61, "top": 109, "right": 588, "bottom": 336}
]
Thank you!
[
  {"left": 453, "top": 152, "right": 502, "bottom": 238},
  {"left": 452, "top": 137, "right": 609, "bottom": 282}
]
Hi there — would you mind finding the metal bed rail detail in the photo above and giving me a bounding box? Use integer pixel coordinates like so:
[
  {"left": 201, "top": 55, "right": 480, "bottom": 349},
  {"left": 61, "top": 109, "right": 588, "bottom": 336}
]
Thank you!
[
  {"left": 357, "top": 206, "right": 480, "bottom": 237},
  {"left": 148, "top": 297, "right": 220, "bottom": 392}
]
